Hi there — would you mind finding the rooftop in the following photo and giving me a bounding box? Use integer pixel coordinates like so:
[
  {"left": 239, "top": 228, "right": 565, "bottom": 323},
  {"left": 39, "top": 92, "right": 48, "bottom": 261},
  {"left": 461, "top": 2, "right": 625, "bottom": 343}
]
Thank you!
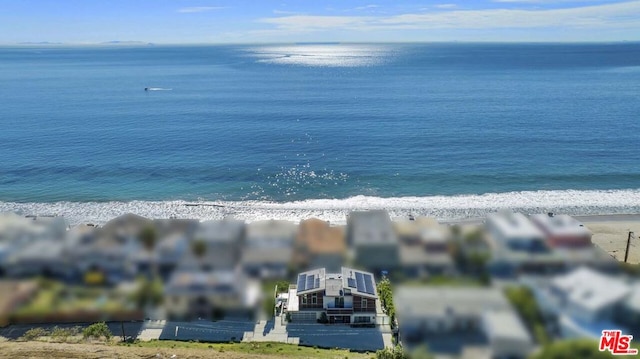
[
  {"left": 195, "top": 219, "right": 245, "bottom": 243},
  {"left": 486, "top": 212, "right": 545, "bottom": 241},
  {"left": 530, "top": 213, "right": 592, "bottom": 238},
  {"left": 482, "top": 310, "right": 533, "bottom": 343},
  {"left": 296, "top": 218, "right": 346, "bottom": 255},
  {"left": 348, "top": 210, "right": 398, "bottom": 246},
  {"left": 395, "top": 286, "right": 511, "bottom": 319},
  {"left": 551, "top": 267, "right": 631, "bottom": 311},
  {"left": 294, "top": 266, "right": 378, "bottom": 299}
]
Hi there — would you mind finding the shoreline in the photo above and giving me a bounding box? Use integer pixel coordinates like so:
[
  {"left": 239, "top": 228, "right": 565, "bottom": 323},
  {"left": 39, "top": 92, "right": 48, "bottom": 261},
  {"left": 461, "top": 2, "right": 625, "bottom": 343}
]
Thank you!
[{"left": 2, "top": 188, "right": 640, "bottom": 226}]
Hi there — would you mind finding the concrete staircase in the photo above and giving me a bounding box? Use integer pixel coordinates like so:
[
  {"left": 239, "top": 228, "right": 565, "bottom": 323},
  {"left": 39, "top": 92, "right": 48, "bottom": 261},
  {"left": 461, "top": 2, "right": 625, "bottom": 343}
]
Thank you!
[
  {"left": 137, "top": 319, "right": 166, "bottom": 341},
  {"left": 243, "top": 315, "right": 299, "bottom": 344}
]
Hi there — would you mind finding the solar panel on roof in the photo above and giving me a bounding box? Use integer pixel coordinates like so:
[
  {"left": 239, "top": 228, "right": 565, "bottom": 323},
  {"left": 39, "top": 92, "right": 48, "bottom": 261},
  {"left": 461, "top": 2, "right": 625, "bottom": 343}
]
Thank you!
[
  {"left": 297, "top": 274, "right": 307, "bottom": 291},
  {"left": 306, "top": 274, "right": 315, "bottom": 290},
  {"left": 355, "top": 272, "right": 366, "bottom": 293},
  {"left": 363, "top": 274, "right": 375, "bottom": 295},
  {"left": 347, "top": 278, "right": 356, "bottom": 288}
]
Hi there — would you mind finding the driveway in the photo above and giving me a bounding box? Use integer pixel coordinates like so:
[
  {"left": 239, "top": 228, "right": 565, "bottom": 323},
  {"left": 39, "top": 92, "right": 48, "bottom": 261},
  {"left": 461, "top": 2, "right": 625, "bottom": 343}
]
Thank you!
[
  {"left": 402, "top": 331, "right": 489, "bottom": 356},
  {"left": 285, "top": 323, "right": 387, "bottom": 352},
  {"left": 159, "top": 320, "right": 255, "bottom": 342}
]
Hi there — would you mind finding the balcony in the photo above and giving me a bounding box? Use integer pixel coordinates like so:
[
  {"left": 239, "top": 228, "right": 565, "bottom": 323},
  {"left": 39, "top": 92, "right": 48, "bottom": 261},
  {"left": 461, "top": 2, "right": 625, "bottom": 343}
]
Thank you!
[{"left": 327, "top": 308, "right": 354, "bottom": 315}]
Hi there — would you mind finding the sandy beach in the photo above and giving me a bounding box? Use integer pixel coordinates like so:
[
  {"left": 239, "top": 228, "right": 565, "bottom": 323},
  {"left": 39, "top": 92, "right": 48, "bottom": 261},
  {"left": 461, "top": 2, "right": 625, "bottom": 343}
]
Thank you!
[
  {"left": 581, "top": 219, "right": 640, "bottom": 264},
  {"left": 443, "top": 213, "right": 640, "bottom": 265}
]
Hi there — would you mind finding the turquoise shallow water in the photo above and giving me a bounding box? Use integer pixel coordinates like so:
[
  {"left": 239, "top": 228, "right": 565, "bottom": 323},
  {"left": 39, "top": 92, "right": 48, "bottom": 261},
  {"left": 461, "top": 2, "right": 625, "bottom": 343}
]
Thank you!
[{"left": 0, "top": 43, "right": 639, "bottom": 213}]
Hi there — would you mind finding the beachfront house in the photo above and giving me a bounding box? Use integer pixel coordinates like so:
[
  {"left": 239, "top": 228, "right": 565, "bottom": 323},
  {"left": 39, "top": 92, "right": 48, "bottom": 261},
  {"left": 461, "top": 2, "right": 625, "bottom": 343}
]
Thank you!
[
  {"left": 152, "top": 233, "right": 190, "bottom": 280},
  {"left": 241, "top": 220, "right": 296, "bottom": 279},
  {"left": 3, "top": 237, "right": 77, "bottom": 280},
  {"left": 181, "top": 219, "right": 245, "bottom": 271},
  {"left": 395, "top": 286, "right": 534, "bottom": 359},
  {"left": 287, "top": 267, "right": 381, "bottom": 325},
  {"left": 396, "top": 217, "right": 455, "bottom": 277},
  {"left": 293, "top": 218, "right": 346, "bottom": 272},
  {"left": 530, "top": 213, "right": 592, "bottom": 248},
  {"left": 528, "top": 213, "right": 619, "bottom": 271},
  {"left": 0, "top": 213, "right": 70, "bottom": 277},
  {"left": 71, "top": 215, "right": 151, "bottom": 285},
  {"left": 485, "top": 212, "right": 565, "bottom": 277},
  {"left": 524, "top": 267, "right": 640, "bottom": 338},
  {"left": 164, "top": 267, "right": 261, "bottom": 321},
  {"left": 72, "top": 234, "right": 138, "bottom": 285},
  {"left": 348, "top": 210, "right": 400, "bottom": 273}
]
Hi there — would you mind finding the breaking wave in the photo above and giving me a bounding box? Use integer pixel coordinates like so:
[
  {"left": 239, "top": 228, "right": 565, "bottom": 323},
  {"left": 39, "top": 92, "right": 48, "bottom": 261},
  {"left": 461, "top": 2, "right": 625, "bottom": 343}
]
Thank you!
[{"left": 2, "top": 189, "right": 640, "bottom": 225}]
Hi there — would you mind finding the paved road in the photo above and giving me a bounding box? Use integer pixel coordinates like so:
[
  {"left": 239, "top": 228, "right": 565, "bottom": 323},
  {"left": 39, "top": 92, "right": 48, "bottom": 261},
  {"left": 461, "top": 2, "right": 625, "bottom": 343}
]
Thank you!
[
  {"left": 286, "top": 323, "right": 386, "bottom": 352},
  {"left": 1, "top": 319, "right": 390, "bottom": 352},
  {"left": 159, "top": 320, "right": 255, "bottom": 342}
]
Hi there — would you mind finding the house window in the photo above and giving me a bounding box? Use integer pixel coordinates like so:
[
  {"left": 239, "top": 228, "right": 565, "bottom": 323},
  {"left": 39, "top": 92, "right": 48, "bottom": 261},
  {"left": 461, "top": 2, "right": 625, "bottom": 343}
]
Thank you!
[
  {"left": 302, "top": 295, "right": 307, "bottom": 305},
  {"left": 312, "top": 293, "right": 317, "bottom": 305},
  {"left": 361, "top": 298, "right": 367, "bottom": 309},
  {"left": 335, "top": 297, "right": 344, "bottom": 308},
  {"left": 354, "top": 316, "right": 371, "bottom": 323}
]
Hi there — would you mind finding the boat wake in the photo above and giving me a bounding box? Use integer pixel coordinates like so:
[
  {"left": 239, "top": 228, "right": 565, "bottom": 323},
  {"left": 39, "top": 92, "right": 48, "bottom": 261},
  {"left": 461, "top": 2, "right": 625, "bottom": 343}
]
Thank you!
[{"left": 144, "top": 87, "right": 172, "bottom": 91}]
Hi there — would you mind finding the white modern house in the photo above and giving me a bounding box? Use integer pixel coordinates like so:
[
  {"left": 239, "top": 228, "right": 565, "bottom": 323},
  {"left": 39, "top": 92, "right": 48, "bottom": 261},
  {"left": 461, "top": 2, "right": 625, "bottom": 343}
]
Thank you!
[
  {"left": 164, "top": 267, "right": 261, "bottom": 321},
  {"left": 529, "top": 213, "right": 592, "bottom": 248},
  {"left": 0, "top": 213, "right": 69, "bottom": 277},
  {"left": 396, "top": 218, "right": 455, "bottom": 277},
  {"left": 395, "top": 286, "right": 534, "bottom": 359},
  {"left": 184, "top": 219, "right": 245, "bottom": 271},
  {"left": 241, "top": 220, "right": 296, "bottom": 279},
  {"left": 288, "top": 267, "right": 383, "bottom": 325},
  {"left": 348, "top": 210, "right": 400, "bottom": 273},
  {"left": 486, "top": 212, "right": 548, "bottom": 252},
  {"left": 526, "top": 267, "right": 640, "bottom": 339},
  {"left": 485, "top": 212, "right": 565, "bottom": 277}
]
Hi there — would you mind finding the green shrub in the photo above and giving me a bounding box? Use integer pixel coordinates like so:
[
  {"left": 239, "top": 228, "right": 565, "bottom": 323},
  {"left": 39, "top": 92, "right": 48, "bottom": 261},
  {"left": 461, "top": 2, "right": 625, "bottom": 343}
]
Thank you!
[
  {"left": 505, "top": 286, "right": 550, "bottom": 344},
  {"left": 83, "top": 322, "right": 112, "bottom": 341},
  {"left": 51, "top": 327, "right": 71, "bottom": 342},
  {"left": 377, "top": 277, "right": 396, "bottom": 327},
  {"left": 530, "top": 339, "right": 620, "bottom": 359},
  {"left": 51, "top": 326, "right": 80, "bottom": 342},
  {"left": 375, "top": 345, "right": 410, "bottom": 359},
  {"left": 20, "top": 327, "right": 49, "bottom": 341}
]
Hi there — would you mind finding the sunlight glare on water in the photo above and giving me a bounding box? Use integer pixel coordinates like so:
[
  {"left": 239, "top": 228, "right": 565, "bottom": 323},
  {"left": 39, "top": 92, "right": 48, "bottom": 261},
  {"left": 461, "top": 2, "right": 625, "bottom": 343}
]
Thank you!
[{"left": 244, "top": 44, "right": 395, "bottom": 67}]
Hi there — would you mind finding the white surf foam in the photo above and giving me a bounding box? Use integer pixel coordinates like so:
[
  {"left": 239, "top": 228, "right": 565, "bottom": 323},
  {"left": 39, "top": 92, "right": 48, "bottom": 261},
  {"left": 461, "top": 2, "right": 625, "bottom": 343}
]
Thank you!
[{"left": 2, "top": 189, "right": 640, "bottom": 226}]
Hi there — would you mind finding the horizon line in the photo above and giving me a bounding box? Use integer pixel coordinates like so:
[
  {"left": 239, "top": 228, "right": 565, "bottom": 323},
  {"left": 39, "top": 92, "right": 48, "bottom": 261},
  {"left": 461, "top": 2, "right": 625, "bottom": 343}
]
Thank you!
[{"left": 2, "top": 39, "right": 640, "bottom": 47}]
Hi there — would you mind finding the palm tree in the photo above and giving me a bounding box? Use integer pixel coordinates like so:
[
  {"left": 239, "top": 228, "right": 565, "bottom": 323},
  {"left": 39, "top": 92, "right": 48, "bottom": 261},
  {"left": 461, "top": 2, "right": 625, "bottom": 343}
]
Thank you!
[
  {"left": 138, "top": 226, "right": 157, "bottom": 279},
  {"left": 191, "top": 239, "right": 207, "bottom": 269}
]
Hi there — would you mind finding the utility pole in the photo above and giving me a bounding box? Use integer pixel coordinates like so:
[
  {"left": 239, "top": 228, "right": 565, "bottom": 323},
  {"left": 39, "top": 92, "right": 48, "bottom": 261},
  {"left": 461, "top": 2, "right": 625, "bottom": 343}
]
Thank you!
[{"left": 624, "top": 231, "right": 634, "bottom": 263}]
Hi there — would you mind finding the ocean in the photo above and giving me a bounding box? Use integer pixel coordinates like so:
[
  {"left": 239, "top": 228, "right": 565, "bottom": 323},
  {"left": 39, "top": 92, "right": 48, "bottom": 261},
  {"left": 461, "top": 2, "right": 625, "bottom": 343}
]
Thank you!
[{"left": 1, "top": 43, "right": 640, "bottom": 224}]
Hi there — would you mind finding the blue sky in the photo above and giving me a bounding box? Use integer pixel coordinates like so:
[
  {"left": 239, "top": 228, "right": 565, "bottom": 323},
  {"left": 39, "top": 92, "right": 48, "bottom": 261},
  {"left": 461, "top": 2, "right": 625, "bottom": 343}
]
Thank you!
[{"left": 0, "top": 0, "right": 638, "bottom": 43}]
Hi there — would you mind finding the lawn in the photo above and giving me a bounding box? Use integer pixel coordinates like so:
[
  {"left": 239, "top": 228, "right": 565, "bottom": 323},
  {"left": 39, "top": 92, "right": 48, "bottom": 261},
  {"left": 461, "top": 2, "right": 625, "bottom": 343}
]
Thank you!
[
  {"left": 14, "top": 280, "right": 132, "bottom": 317},
  {"left": 0, "top": 340, "right": 375, "bottom": 359},
  {"left": 127, "top": 340, "right": 374, "bottom": 358}
]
